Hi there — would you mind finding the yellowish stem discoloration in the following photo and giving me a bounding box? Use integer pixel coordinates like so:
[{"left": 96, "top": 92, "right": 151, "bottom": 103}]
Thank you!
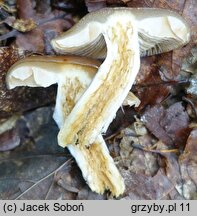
[
  {"left": 56, "top": 78, "right": 125, "bottom": 197},
  {"left": 58, "top": 17, "right": 140, "bottom": 148}
]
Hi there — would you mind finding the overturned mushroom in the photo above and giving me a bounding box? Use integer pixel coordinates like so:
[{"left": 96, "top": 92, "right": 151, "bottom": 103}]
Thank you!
[
  {"left": 6, "top": 55, "right": 128, "bottom": 196},
  {"left": 51, "top": 8, "right": 190, "bottom": 150}
]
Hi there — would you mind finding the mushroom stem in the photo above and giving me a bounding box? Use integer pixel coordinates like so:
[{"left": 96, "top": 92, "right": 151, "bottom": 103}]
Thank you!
[
  {"left": 54, "top": 78, "right": 125, "bottom": 196},
  {"left": 58, "top": 13, "right": 140, "bottom": 147},
  {"left": 68, "top": 136, "right": 125, "bottom": 195}
]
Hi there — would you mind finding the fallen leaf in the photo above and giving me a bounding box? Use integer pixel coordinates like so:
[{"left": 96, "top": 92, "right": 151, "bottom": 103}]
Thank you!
[
  {"left": 85, "top": 0, "right": 107, "bottom": 12},
  {"left": 179, "top": 129, "right": 197, "bottom": 199},
  {"left": 0, "top": 129, "right": 20, "bottom": 152},
  {"left": 120, "top": 168, "right": 184, "bottom": 200},
  {"left": 125, "top": 0, "right": 153, "bottom": 7},
  {"left": 77, "top": 186, "right": 106, "bottom": 200},
  {"left": 142, "top": 102, "right": 190, "bottom": 146},
  {"left": 134, "top": 57, "right": 172, "bottom": 111}
]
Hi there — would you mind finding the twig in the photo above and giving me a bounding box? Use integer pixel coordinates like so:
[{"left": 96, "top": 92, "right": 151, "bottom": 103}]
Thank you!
[
  {"left": 133, "top": 79, "right": 189, "bottom": 89},
  {"left": 44, "top": 180, "right": 55, "bottom": 200},
  {"left": 0, "top": 29, "right": 18, "bottom": 41},
  {"left": 0, "top": 152, "right": 71, "bottom": 162},
  {"left": 0, "top": 177, "right": 35, "bottom": 183},
  {"left": 132, "top": 143, "right": 179, "bottom": 154},
  {"left": 15, "top": 158, "right": 72, "bottom": 200}
]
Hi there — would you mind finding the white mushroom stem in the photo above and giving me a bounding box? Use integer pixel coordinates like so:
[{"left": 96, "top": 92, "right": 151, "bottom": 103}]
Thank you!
[
  {"left": 54, "top": 79, "right": 125, "bottom": 196},
  {"left": 58, "top": 13, "right": 140, "bottom": 148}
]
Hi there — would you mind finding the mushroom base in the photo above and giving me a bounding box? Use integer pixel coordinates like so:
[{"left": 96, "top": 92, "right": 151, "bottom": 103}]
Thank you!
[
  {"left": 67, "top": 136, "right": 125, "bottom": 196},
  {"left": 54, "top": 77, "right": 125, "bottom": 197}
]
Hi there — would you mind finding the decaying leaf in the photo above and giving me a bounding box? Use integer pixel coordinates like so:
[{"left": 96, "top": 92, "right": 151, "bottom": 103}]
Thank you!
[
  {"left": 0, "top": 106, "right": 105, "bottom": 200},
  {"left": 0, "top": 0, "right": 76, "bottom": 53},
  {"left": 181, "top": 46, "right": 197, "bottom": 97},
  {"left": 134, "top": 57, "right": 172, "bottom": 110},
  {"left": 179, "top": 129, "right": 197, "bottom": 199},
  {"left": 142, "top": 102, "right": 190, "bottom": 146},
  {"left": 4, "top": 17, "right": 37, "bottom": 32},
  {"left": 120, "top": 168, "right": 184, "bottom": 200},
  {"left": 0, "top": 128, "right": 20, "bottom": 152},
  {"left": 118, "top": 124, "right": 159, "bottom": 176}
]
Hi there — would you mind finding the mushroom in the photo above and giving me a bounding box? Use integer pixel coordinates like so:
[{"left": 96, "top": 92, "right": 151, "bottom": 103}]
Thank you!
[
  {"left": 51, "top": 7, "right": 190, "bottom": 58},
  {"left": 50, "top": 8, "right": 190, "bottom": 150},
  {"left": 6, "top": 7, "right": 190, "bottom": 197},
  {"left": 6, "top": 55, "right": 131, "bottom": 196}
]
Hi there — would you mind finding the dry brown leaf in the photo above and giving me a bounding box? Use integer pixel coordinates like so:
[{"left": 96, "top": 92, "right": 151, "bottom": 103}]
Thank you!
[
  {"left": 179, "top": 129, "right": 197, "bottom": 199},
  {"left": 0, "top": 128, "right": 20, "bottom": 151},
  {"left": 143, "top": 102, "right": 190, "bottom": 146},
  {"left": 134, "top": 57, "right": 172, "bottom": 111}
]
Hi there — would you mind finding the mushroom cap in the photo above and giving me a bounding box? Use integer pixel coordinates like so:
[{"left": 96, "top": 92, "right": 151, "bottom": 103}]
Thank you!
[
  {"left": 6, "top": 55, "right": 100, "bottom": 89},
  {"left": 51, "top": 7, "right": 190, "bottom": 58}
]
